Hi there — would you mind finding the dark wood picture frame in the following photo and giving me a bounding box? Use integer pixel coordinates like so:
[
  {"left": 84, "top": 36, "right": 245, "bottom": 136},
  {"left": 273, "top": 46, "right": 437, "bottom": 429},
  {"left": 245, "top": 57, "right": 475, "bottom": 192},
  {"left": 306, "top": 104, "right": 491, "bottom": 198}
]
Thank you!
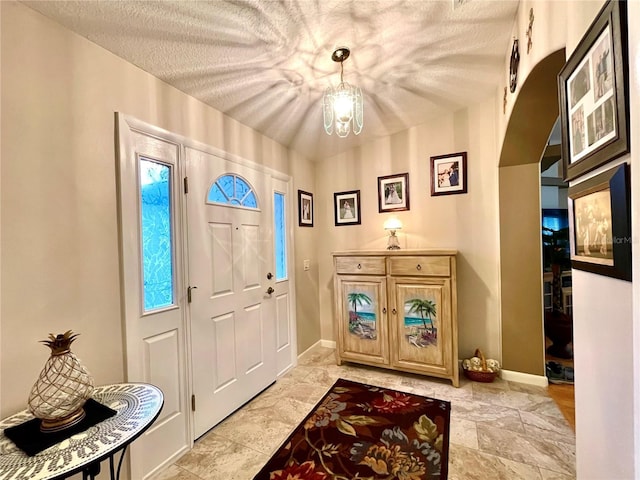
[
  {"left": 298, "top": 190, "right": 313, "bottom": 227},
  {"left": 334, "top": 190, "right": 361, "bottom": 226},
  {"left": 557, "top": 0, "right": 629, "bottom": 181},
  {"left": 430, "top": 152, "right": 467, "bottom": 196},
  {"left": 377, "top": 173, "right": 410, "bottom": 212},
  {"left": 568, "top": 163, "right": 631, "bottom": 281}
]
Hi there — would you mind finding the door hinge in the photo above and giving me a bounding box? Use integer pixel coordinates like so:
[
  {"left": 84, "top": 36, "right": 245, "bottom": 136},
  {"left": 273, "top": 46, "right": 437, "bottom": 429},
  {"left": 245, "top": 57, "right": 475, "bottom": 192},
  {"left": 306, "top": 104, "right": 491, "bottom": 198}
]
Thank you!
[
  {"left": 184, "top": 176, "right": 189, "bottom": 194},
  {"left": 191, "top": 394, "right": 196, "bottom": 411}
]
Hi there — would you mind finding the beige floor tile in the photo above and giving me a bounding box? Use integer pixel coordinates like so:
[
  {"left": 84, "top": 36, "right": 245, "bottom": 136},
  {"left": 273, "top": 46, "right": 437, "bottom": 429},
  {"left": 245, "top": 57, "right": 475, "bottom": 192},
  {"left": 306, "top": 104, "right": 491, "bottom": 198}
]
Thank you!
[
  {"left": 155, "top": 343, "right": 576, "bottom": 479},
  {"left": 477, "top": 424, "right": 576, "bottom": 476},
  {"left": 150, "top": 464, "right": 203, "bottom": 480},
  {"left": 448, "top": 443, "right": 543, "bottom": 480},
  {"left": 448, "top": 417, "right": 478, "bottom": 449},
  {"left": 539, "top": 467, "right": 576, "bottom": 480},
  {"left": 176, "top": 433, "right": 268, "bottom": 480}
]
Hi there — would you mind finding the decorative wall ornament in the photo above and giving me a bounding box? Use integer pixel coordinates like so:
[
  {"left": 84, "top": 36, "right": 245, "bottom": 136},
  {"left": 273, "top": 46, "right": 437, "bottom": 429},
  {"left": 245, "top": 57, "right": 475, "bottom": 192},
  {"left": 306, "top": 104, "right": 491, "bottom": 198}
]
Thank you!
[
  {"left": 503, "top": 87, "right": 508, "bottom": 114},
  {"left": 527, "top": 8, "right": 535, "bottom": 54},
  {"left": 509, "top": 38, "right": 520, "bottom": 93}
]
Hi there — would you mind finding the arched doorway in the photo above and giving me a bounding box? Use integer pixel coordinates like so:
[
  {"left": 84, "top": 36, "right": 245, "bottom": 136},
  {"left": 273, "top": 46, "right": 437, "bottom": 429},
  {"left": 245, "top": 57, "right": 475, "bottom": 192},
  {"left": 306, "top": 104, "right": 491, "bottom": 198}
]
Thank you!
[{"left": 498, "top": 49, "right": 566, "bottom": 375}]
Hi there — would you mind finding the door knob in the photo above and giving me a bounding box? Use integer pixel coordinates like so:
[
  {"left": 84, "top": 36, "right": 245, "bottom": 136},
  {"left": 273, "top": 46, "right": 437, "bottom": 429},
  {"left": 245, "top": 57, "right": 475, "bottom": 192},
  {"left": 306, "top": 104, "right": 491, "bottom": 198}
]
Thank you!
[
  {"left": 267, "top": 272, "right": 273, "bottom": 280},
  {"left": 266, "top": 287, "right": 274, "bottom": 295}
]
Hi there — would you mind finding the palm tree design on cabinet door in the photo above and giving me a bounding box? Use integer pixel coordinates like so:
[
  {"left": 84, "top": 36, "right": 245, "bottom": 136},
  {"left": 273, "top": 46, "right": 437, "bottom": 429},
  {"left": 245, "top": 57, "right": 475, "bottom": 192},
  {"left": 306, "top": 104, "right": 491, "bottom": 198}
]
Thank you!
[
  {"left": 347, "top": 292, "right": 376, "bottom": 340},
  {"left": 405, "top": 298, "right": 437, "bottom": 347}
]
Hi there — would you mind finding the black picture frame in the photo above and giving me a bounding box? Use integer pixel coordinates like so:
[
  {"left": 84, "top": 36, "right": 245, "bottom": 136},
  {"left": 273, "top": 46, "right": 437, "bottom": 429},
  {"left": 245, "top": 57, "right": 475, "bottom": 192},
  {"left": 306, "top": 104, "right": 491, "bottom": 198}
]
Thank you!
[
  {"left": 568, "top": 163, "right": 631, "bottom": 281},
  {"left": 298, "top": 190, "right": 313, "bottom": 227},
  {"left": 334, "top": 190, "right": 361, "bottom": 226},
  {"left": 557, "top": 0, "right": 629, "bottom": 181},
  {"left": 377, "top": 173, "right": 409, "bottom": 212},
  {"left": 430, "top": 152, "right": 467, "bottom": 196}
]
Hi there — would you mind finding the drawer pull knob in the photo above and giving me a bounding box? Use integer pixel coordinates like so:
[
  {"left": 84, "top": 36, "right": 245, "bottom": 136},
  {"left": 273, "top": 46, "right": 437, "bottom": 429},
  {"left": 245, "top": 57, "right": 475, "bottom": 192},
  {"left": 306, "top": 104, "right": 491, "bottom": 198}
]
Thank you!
[
  {"left": 357, "top": 264, "right": 362, "bottom": 269},
  {"left": 392, "top": 308, "right": 397, "bottom": 315},
  {"left": 416, "top": 264, "right": 422, "bottom": 270},
  {"left": 382, "top": 307, "right": 387, "bottom": 314}
]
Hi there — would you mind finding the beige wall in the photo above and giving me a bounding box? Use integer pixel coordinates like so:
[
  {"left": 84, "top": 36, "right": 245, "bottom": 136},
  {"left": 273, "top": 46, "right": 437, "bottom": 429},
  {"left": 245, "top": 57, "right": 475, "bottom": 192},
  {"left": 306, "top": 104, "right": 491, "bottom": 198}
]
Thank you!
[
  {"left": 290, "top": 152, "right": 320, "bottom": 354},
  {"left": 317, "top": 98, "right": 502, "bottom": 362},
  {"left": 0, "top": 2, "right": 312, "bottom": 417}
]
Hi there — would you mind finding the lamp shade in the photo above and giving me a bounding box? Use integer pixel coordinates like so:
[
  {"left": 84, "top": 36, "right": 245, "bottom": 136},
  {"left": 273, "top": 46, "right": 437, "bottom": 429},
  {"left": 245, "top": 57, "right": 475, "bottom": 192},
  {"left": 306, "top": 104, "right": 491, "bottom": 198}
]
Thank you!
[{"left": 384, "top": 218, "right": 403, "bottom": 231}]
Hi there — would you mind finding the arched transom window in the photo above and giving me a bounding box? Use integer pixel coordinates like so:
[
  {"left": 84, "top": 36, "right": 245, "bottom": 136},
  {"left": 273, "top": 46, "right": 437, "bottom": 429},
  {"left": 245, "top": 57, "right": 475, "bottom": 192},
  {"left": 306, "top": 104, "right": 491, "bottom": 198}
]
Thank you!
[{"left": 207, "top": 174, "right": 258, "bottom": 209}]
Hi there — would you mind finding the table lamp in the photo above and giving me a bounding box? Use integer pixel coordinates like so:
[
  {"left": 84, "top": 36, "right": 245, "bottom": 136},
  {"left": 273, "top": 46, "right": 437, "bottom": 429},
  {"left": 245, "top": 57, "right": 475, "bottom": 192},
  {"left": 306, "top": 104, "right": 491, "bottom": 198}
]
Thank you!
[{"left": 384, "top": 218, "right": 402, "bottom": 250}]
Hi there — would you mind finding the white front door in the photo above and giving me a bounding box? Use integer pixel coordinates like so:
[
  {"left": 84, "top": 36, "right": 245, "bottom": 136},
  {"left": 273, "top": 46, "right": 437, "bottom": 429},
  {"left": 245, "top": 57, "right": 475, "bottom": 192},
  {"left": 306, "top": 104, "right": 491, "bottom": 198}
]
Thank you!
[
  {"left": 186, "top": 147, "right": 277, "bottom": 438},
  {"left": 116, "top": 115, "right": 190, "bottom": 479}
]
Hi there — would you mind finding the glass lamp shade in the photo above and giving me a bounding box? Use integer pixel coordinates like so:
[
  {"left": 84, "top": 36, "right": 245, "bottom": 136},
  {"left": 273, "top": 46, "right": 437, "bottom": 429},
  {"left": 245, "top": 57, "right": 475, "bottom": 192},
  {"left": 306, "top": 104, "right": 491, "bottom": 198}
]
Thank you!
[{"left": 323, "top": 82, "right": 363, "bottom": 137}]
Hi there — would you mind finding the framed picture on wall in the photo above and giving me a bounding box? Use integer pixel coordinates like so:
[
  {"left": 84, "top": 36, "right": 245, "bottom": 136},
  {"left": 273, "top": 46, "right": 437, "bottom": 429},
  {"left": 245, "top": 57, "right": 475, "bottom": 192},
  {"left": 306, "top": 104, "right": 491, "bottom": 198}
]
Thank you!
[
  {"left": 568, "top": 163, "right": 631, "bottom": 281},
  {"left": 557, "top": 0, "right": 629, "bottom": 181},
  {"left": 430, "top": 152, "right": 467, "bottom": 196},
  {"left": 378, "top": 173, "right": 409, "bottom": 212},
  {"left": 298, "top": 190, "right": 313, "bottom": 227},
  {"left": 334, "top": 190, "right": 361, "bottom": 226}
]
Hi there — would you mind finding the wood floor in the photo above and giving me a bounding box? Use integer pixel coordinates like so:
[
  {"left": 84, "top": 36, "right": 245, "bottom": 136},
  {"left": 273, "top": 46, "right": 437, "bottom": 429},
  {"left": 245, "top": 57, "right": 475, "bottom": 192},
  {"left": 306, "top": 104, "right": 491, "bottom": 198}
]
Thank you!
[
  {"left": 548, "top": 383, "right": 575, "bottom": 430},
  {"left": 546, "top": 339, "right": 575, "bottom": 430}
]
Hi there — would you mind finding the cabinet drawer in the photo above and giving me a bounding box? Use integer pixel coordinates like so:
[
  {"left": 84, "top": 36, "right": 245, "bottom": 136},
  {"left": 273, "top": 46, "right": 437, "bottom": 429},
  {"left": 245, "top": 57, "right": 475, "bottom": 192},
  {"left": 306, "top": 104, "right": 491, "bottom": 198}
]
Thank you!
[
  {"left": 335, "top": 256, "right": 386, "bottom": 275},
  {"left": 388, "top": 256, "right": 450, "bottom": 277}
]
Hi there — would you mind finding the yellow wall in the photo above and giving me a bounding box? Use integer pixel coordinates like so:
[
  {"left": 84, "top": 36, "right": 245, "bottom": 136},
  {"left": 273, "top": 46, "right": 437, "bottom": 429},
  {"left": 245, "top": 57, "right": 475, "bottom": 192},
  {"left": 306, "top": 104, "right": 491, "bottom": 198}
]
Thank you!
[
  {"left": 0, "top": 2, "right": 317, "bottom": 416},
  {"left": 316, "top": 98, "right": 502, "bottom": 362}
]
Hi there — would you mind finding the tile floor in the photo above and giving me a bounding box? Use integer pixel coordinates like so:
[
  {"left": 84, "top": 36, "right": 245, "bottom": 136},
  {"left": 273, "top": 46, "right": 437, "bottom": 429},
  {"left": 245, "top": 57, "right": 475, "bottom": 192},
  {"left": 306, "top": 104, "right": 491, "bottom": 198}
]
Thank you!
[{"left": 153, "top": 345, "right": 576, "bottom": 480}]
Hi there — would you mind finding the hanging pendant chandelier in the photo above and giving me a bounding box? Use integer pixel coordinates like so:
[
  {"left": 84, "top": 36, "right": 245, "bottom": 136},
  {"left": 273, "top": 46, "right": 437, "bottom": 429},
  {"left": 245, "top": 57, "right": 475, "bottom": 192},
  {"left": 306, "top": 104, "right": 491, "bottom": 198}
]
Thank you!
[{"left": 323, "top": 47, "right": 363, "bottom": 137}]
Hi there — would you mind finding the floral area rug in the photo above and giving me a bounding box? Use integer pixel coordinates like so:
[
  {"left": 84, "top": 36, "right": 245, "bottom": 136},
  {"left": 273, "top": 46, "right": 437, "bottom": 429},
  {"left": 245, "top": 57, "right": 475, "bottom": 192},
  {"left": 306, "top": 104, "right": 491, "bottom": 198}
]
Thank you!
[{"left": 253, "top": 378, "right": 450, "bottom": 479}]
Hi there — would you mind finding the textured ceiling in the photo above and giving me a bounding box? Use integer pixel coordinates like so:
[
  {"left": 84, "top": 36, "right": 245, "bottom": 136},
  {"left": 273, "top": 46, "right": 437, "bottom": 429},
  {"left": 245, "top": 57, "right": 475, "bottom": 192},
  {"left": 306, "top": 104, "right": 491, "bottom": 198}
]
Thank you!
[{"left": 22, "top": 0, "right": 520, "bottom": 161}]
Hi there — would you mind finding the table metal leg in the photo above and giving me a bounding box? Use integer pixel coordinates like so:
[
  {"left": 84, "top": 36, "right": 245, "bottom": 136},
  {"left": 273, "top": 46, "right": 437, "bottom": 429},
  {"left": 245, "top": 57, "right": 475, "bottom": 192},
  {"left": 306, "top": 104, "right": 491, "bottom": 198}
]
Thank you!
[
  {"left": 81, "top": 461, "right": 101, "bottom": 479},
  {"left": 110, "top": 445, "right": 128, "bottom": 480}
]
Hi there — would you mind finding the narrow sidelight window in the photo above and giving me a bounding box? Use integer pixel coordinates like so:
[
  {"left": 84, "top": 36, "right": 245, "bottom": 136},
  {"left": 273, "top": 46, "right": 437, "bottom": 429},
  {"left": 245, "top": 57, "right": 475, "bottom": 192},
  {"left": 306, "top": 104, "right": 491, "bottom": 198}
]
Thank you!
[
  {"left": 274, "top": 192, "right": 287, "bottom": 280},
  {"left": 140, "top": 158, "right": 174, "bottom": 311}
]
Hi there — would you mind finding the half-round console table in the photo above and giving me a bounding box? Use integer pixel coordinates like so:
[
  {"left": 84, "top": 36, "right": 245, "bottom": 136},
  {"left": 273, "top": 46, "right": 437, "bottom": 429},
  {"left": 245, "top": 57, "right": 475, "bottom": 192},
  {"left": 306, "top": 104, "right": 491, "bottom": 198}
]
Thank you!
[{"left": 0, "top": 383, "right": 164, "bottom": 480}]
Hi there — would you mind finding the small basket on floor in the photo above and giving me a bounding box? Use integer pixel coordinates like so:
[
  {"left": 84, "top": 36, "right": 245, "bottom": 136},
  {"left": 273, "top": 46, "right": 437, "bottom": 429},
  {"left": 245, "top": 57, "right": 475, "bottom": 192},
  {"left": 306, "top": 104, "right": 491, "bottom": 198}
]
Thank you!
[{"left": 462, "top": 348, "right": 499, "bottom": 383}]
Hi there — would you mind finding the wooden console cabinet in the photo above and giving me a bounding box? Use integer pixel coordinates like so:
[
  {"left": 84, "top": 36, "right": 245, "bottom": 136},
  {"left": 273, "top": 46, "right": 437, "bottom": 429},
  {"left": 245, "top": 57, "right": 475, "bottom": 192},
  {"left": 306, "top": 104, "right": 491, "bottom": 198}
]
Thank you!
[{"left": 332, "top": 250, "right": 458, "bottom": 386}]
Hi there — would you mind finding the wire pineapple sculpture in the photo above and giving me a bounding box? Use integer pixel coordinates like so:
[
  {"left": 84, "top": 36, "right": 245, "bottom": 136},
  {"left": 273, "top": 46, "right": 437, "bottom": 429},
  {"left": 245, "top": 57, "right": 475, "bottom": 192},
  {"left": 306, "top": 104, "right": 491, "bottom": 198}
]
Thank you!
[{"left": 28, "top": 331, "right": 94, "bottom": 432}]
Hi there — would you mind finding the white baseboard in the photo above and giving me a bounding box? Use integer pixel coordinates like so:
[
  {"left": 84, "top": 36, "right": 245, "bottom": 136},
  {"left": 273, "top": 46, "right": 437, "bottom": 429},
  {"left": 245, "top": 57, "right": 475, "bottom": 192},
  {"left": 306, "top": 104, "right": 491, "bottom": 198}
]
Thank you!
[
  {"left": 319, "top": 339, "right": 336, "bottom": 349},
  {"left": 500, "top": 369, "right": 549, "bottom": 387},
  {"left": 298, "top": 339, "right": 336, "bottom": 359}
]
